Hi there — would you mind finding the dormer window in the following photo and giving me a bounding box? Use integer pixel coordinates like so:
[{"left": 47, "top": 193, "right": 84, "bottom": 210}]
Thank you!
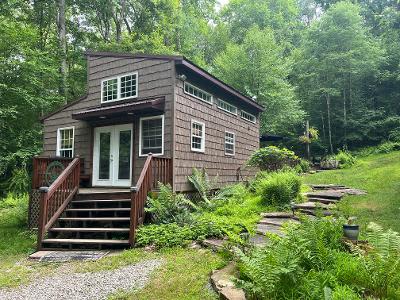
[{"left": 101, "top": 72, "right": 138, "bottom": 103}]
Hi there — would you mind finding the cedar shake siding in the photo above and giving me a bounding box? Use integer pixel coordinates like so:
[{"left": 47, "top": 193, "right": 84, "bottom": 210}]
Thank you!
[
  {"left": 173, "top": 75, "right": 260, "bottom": 192},
  {"left": 42, "top": 55, "right": 175, "bottom": 184},
  {"left": 41, "top": 52, "right": 262, "bottom": 191}
]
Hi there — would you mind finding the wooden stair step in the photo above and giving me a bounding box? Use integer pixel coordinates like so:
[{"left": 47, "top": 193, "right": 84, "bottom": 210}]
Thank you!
[
  {"left": 49, "top": 227, "right": 129, "bottom": 232},
  {"left": 72, "top": 199, "right": 130, "bottom": 203},
  {"left": 42, "top": 238, "right": 129, "bottom": 245},
  {"left": 66, "top": 208, "right": 130, "bottom": 212},
  {"left": 58, "top": 217, "right": 130, "bottom": 221}
]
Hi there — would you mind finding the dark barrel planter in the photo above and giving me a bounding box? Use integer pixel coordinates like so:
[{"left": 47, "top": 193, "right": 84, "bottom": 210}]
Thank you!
[{"left": 343, "top": 224, "right": 360, "bottom": 240}]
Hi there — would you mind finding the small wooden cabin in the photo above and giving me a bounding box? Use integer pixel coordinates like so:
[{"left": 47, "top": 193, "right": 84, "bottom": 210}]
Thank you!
[{"left": 31, "top": 52, "right": 263, "bottom": 250}]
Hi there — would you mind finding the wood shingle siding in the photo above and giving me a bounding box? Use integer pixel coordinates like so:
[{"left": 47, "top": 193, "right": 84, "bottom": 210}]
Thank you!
[
  {"left": 173, "top": 79, "right": 260, "bottom": 191},
  {"left": 42, "top": 56, "right": 175, "bottom": 184}
]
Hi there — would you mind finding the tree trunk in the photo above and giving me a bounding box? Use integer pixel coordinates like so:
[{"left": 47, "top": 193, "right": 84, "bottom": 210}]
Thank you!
[
  {"left": 321, "top": 112, "right": 326, "bottom": 142},
  {"left": 57, "top": 0, "right": 67, "bottom": 103},
  {"left": 343, "top": 87, "right": 347, "bottom": 148},
  {"left": 306, "top": 120, "right": 310, "bottom": 160},
  {"left": 326, "top": 93, "right": 334, "bottom": 154}
]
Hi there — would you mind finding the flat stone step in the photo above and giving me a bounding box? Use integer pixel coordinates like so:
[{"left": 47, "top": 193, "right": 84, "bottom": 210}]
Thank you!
[
  {"left": 292, "top": 202, "right": 334, "bottom": 210},
  {"left": 249, "top": 234, "right": 269, "bottom": 247},
  {"left": 202, "top": 238, "right": 226, "bottom": 250},
  {"left": 66, "top": 208, "right": 130, "bottom": 212},
  {"left": 58, "top": 217, "right": 130, "bottom": 222},
  {"left": 259, "top": 217, "right": 300, "bottom": 226},
  {"left": 297, "top": 209, "right": 334, "bottom": 216},
  {"left": 309, "top": 184, "right": 346, "bottom": 190},
  {"left": 308, "top": 197, "right": 339, "bottom": 204},
  {"left": 42, "top": 238, "right": 129, "bottom": 245},
  {"left": 49, "top": 227, "right": 129, "bottom": 232},
  {"left": 305, "top": 191, "right": 343, "bottom": 199},
  {"left": 260, "top": 212, "right": 294, "bottom": 218},
  {"left": 256, "top": 224, "right": 285, "bottom": 236}
]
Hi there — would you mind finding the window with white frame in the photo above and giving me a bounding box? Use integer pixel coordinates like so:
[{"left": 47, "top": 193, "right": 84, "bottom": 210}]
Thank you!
[
  {"left": 101, "top": 72, "right": 138, "bottom": 103},
  {"left": 240, "top": 110, "right": 256, "bottom": 123},
  {"left": 57, "top": 127, "right": 74, "bottom": 158},
  {"left": 224, "top": 131, "right": 235, "bottom": 156},
  {"left": 191, "top": 120, "right": 205, "bottom": 152},
  {"left": 184, "top": 82, "right": 212, "bottom": 104},
  {"left": 216, "top": 99, "right": 237, "bottom": 115},
  {"left": 139, "top": 115, "right": 164, "bottom": 156}
]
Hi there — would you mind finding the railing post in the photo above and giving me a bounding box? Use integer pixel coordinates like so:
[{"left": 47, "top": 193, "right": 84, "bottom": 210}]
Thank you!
[
  {"left": 36, "top": 186, "right": 49, "bottom": 250},
  {"left": 129, "top": 187, "right": 138, "bottom": 247}
]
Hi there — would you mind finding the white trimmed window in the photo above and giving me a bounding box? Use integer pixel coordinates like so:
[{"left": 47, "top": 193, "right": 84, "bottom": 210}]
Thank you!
[
  {"left": 216, "top": 99, "right": 237, "bottom": 115},
  {"left": 184, "top": 82, "right": 212, "bottom": 104},
  {"left": 101, "top": 72, "right": 138, "bottom": 103},
  {"left": 225, "top": 131, "right": 235, "bottom": 156},
  {"left": 240, "top": 110, "right": 256, "bottom": 123},
  {"left": 139, "top": 115, "right": 164, "bottom": 156},
  {"left": 191, "top": 120, "right": 205, "bottom": 152},
  {"left": 56, "top": 127, "right": 74, "bottom": 158}
]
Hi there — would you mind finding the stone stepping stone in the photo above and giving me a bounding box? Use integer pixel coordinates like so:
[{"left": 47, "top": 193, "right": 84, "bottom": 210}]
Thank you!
[
  {"left": 256, "top": 224, "right": 285, "bottom": 237},
  {"left": 211, "top": 263, "right": 246, "bottom": 300},
  {"left": 249, "top": 234, "right": 269, "bottom": 247},
  {"left": 259, "top": 217, "right": 300, "bottom": 226},
  {"left": 308, "top": 197, "right": 339, "bottom": 204},
  {"left": 337, "top": 188, "right": 367, "bottom": 195},
  {"left": 202, "top": 238, "right": 226, "bottom": 250},
  {"left": 260, "top": 212, "right": 294, "bottom": 218},
  {"left": 297, "top": 209, "right": 334, "bottom": 217},
  {"left": 309, "top": 184, "right": 346, "bottom": 190},
  {"left": 305, "top": 191, "right": 343, "bottom": 200},
  {"left": 293, "top": 201, "right": 334, "bottom": 210}
]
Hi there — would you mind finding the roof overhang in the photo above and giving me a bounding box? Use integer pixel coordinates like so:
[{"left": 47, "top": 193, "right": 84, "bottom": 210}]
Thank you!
[{"left": 72, "top": 97, "right": 165, "bottom": 121}]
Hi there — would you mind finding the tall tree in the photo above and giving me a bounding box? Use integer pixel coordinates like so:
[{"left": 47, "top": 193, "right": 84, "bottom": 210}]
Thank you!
[{"left": 57, "top": 0, "right": 67, "bottom": 101}]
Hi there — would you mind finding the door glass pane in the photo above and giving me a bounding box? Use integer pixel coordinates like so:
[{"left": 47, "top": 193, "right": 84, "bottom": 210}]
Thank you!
[
  {"left": 99, "top": 132, "right": 111, "bottom": 180},
  {"left": 118, "top": 130, "right": 131, "bottom": 180}
]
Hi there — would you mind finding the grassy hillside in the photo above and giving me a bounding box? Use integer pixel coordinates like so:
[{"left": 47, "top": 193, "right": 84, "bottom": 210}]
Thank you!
[{"left": 304, "top": 151, "right": 400, "bottom": 232}]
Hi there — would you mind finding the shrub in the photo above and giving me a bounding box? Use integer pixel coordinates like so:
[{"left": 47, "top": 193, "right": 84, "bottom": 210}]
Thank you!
[
  {"left": 248, "top": 146, "right": 300, "bottom": 172},
  {"left": 135, "top": 220, "right": 224, "bottom": 248},
  {"left": 376, "top": 141, "right": 400, "bottom": 153},
  {"left": 145, "top": 183, "right": 195, "bottom": 225},
  {"left": 257, "top": 171, "right": 302, "bottom": 206},
  {"left": 389, "top": 128, "right": 400, "bottom": 142},
  {"left": 0, "top": 193, "right": 29, "bottom": 228},
  {"left": 335, "top": 150, "right": 355, "bottom": 168},
  {"left": 295, "top": 158, "right": 311, "bottom": 173}
]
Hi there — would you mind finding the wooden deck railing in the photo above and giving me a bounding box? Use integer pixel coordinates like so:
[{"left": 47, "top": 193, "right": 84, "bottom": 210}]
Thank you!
[
  {"left": 36, "top": 157, "right": 80, "bottom": 249},
  {"left": 32, "top": 156, "right": 74, "bottom": 188},
  {"left": 129, "top": 154, "right": 172, "bottom": 246}
]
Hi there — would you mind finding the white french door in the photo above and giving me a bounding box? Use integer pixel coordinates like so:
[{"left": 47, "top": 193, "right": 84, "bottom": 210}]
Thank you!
[{"left": 92, "top": 124, "right": 133, "bottom": 187}]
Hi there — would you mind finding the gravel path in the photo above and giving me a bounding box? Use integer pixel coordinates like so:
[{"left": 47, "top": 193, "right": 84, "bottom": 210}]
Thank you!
[{"left": 0, "top": 259, "right": 162, "bottom": 300}]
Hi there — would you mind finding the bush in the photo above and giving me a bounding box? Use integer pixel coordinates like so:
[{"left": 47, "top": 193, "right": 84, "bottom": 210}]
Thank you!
[
  {"left": 335, "top": 150, "right": 355, "bottom": 169},
  {"left": 248, "top": 146, "right": 300, "bottom": 172},
  {"left": 257, "top": 171, "right": 302, "bottom": 206},
  {"left": 135, "top": 220, "right": 224, "bottom": 248},
  {"left": 188, "top": 168, "right": 217, "bottom": 205},
  {"left": 295, "top": 158, "right": 311, "bottom": 173},
  {"left": 0, "top": 193, "right": 29, "bottom": 228},
  {"left": 145, "top": 183, "right": 195, "bottom": 225}
]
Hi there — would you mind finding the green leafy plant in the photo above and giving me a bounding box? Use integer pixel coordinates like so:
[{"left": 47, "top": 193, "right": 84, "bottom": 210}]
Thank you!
[
  {"left": 295, "top": 158, "right": 312, "bottom": 173},
  {"left": 248, "top": 146, "right": 300, "bottom": 172},
  {"left": 135, "top": 220, "right": 224, "bottom": 248},
  {"left": 0, "top": 193, "right": 29, "bottom": 228},
  {"left": 257, "top": 171, "right": 302, "bottom": 206},
  {"left": 335, "top": 150, "right": 356, "bottom": 169},
  {"left": 145, "top": 183, "right": 195, "bottom": 225},
  {"left": 188, "top": 168, "right": 217, "bottom": 205}
]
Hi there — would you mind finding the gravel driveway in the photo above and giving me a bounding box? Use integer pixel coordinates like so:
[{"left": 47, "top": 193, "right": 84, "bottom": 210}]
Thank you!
[{"left": 0, "top": 259, "right": 162, "bottom": 300}]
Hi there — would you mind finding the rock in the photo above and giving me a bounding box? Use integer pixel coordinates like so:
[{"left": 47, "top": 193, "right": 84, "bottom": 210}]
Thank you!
[
  {"left": 259, "top": 217, "right": 300, "bottom": 226},
  {"left": 202, "top": 238, "right": 226, "bottom": 250},
  {"left": 293, "top": 201, "right": 334, "bottom": 210},
  {"left": 260, "top": 212, "right": 294, "bottom": 218},
  {"left": 256, "top": 224, "right": 285, "bottom": 237},
  {"left": 305, "top": 191, "right": 343, "bottom": 200},
  {"left": 249, "top": 234, "right": 269, "bottom": 247},
  {"left": 211, "top": 263, "right": 246, "bottom": 300},
  {"left": 307, "top": 197, "right": 339, "bottom": 204},
  {"left": 189, "top": 242, "right": 202, "bottom": 249},
  {"left": 309, "top": 184, "right": 346, "bottom": 190}
]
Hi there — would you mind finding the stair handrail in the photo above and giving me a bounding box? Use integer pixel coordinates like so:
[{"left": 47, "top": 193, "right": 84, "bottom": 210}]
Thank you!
[
  {"left": 37, "top": 157, "right": 80, "bottom": 249},
  {"left": 129, "top": 154, "right": 172, "bottom": 246}
]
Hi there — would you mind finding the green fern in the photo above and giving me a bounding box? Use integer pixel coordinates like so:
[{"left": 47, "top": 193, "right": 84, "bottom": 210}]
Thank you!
[{"left": 187, "top": 168, "right": 217, "bottom": 205}]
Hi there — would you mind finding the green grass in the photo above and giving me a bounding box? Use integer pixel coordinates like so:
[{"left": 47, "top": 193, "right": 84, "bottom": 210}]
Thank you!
[{"left": 304, "top": 151, "right": 400, "bottom": 232}]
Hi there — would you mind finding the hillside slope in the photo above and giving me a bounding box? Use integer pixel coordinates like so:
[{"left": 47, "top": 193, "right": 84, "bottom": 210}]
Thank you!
[{"left": 304, "top": 151, "right": 400, "bottom": 232}]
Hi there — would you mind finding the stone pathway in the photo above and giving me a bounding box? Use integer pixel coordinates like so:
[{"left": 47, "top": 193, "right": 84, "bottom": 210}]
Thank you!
[{"left": 0, "top": 259, "right": 162, "bottom": 300}]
